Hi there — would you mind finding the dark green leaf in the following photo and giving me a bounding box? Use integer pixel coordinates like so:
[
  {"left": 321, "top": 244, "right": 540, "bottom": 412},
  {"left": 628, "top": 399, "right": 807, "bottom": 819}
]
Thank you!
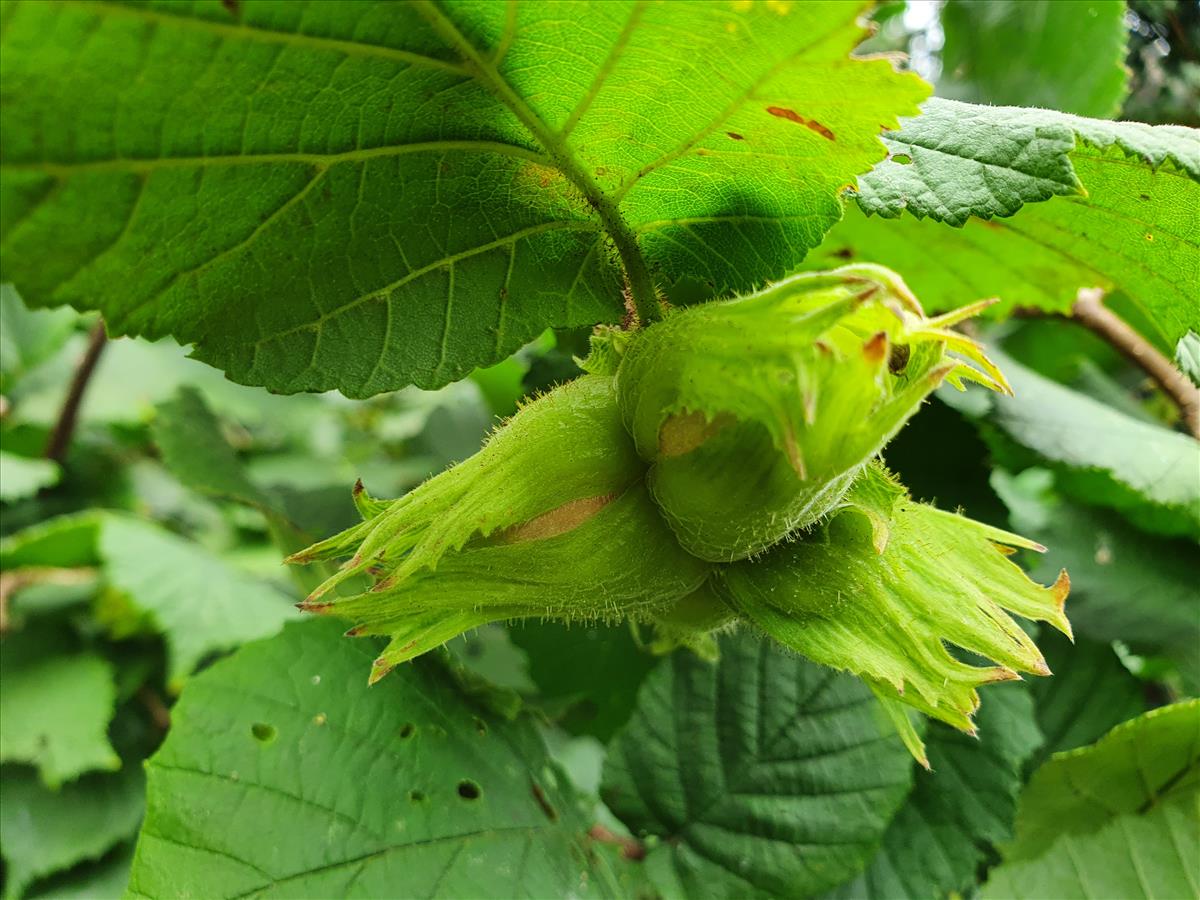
[
  {"left": 1029, "top": 630, "right": 1146, "bottom": 766},
  {"left": 127, "top": 619, "right": 620, "bottom": 898},
  {"left": 601, "top": 632, "right": 914, "bottom": 899},
  {"left": 825, "top": 685, "right": 1042, "bottom": 899},
  {"left": 508, "top": 620, "right": 658, "bottom": 742}
]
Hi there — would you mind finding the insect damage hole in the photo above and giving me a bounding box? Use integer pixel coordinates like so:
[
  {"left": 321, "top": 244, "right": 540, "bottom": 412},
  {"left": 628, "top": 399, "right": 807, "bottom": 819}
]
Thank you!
[
  {"left": 399, "top": 722, "right": 416, "bottom": 739},
  {"left": 457, "top": 779, "right": 482, "bottom": 801},
  {"left": 250, "top": 722, "right": 276, "bottom": 744}
]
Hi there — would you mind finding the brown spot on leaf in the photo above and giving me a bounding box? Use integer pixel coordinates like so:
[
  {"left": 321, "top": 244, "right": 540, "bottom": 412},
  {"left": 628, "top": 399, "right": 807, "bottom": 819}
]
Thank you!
[
  {"left": 832, "top": 247, "right": 854, "bottom": 260},
  {"left": 220, "top": 0, "right": 241, "bottom": 15},
  {"left": 726, "top": 131, "right": 745, "bottom": 141},
  {"left": 766, "top": 107, "right": 835, "bottom": 140}
]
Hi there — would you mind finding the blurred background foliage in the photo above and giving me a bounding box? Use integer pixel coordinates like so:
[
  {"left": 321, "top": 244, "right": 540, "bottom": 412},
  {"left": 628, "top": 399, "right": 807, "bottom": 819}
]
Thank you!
[{"left": 1, "top": 2, "right": 1197, "bottom": 898}]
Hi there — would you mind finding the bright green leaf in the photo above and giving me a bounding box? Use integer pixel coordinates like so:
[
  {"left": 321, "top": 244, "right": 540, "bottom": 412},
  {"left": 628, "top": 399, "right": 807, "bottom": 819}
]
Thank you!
[
  {"left": 126, "top": 619, "right": 620, "bottom": 898},
  {"left": 601, "top": 631, "right": 914, "bottom": 899},
  {"left": 0, "top": 764, "right": 143, "bottom": 900},
  {"left": 1004, "top": 701, "right": 1200, "bottom": 861},
  {"left": 0, "top": 0, "right": 927, "bottom": 396},
  {"left": 810, "top": 101, "right": 1200, "bottom": 346},
  {"left": 98, "top": 516, "right": 299, "bottom": 690},
  {"left": 939, "top": 1, "right": 1130, "bottom": 118},
  {"left": 0, "top": 284, "right": 78, "bottom": 394},
  {"left": 0, "top": 628, "right": 120, "bottom": 788},
  {"left": 825, "top": 685, "right": 1042, "bottom": 899},
  {"left": 0, "top": 451, "right": 60, "bottom": 503}
]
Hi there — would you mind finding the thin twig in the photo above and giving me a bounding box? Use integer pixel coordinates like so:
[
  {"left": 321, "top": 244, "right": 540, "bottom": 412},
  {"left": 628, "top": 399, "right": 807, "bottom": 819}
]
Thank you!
[
  {"left": 137, "top": 685, "right": 172, "bottom": 732},
  {"left": 44, "top": 320, "right": 108, "bottom": 463},
  {"left": 1071, "top": 289, "right": 1200, "bottom": 439}
]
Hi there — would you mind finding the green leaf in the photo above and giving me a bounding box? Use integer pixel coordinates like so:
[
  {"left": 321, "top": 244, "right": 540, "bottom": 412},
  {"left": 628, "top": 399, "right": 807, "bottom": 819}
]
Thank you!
[
  {"left": 825, "top": 685, "right": 1042, "bottom": 899},
  {"left": 98, "top": 516, "right": 299, "bottom": 690},
  {"left": 972, "top": 348, "right": 1200, "bottom": 540},
  {"left": 151, "top": 387, "right": 267, "bottom": 509},
  {"left": 1029, "top": 630, "right": 1146, "bottom": 765},
  {"left": 992, "top": 469, "right": 1200, "bottom": 689},
  {"left": 0, "top": 512, "right": 103, "bottom": 570},
  {"left": 0, "top": 627, "right": 120, "bottom": 787},
  {"left": 809, "top": 101, "right": 1200, "bottom": 346},
  {"left": 0, "top": 284, "right": 78, "bottom": 394},
  {"left": 0, "top": 451, "right": 60, "bottom": 503},
  {"left": 939, "top": 0, "right": 1130, "bottom": 118},
  {"left": 1004, "top": 701, "right": 1200, "bottom": 861},
  {"left": 0, "top": 764, "right": 144, "bottom": 900},
  {"left": 27, "top": 845, "right": 133, "bottom": 900},
  {"left": 0, "top": 1, "right": 927, "bottom": 396},
  {"left": 600, "top": 631, "right": 914, "bottom": 898},
  {"left": 982, "top": 703, "right": 1200, "bottom": 899},
  {"left": 127, "top": 619, "right": 619, "bottom": 898},
  {"left": 508, "top": 620, "right": 658, "bottom": 742},
  {"left": 982, "top": 793, "right": 1199, "bottom": 900}
]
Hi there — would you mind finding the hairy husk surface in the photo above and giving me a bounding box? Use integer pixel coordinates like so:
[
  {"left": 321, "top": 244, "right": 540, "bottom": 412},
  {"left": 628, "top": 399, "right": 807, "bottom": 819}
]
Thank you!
[{"left": 290, "top": 265, "right": 1070, "bottom": 754}]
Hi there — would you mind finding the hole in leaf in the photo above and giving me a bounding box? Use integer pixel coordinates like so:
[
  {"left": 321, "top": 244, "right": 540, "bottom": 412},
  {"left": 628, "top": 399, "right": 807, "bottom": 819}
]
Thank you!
[
  {"left": 891, "top": 153, "right": 912, "bottom": 165},
  {"left": 457, "top": 779, "right": 482, "bottom": 801},
  {"left": 399, "top": 723, "right": 415, "bottom": 739},
  {"left": 473, "top": 717, "right": 488, "bottom": 737},
  {"left": 251, "top": 722, "right": 276, "bottom": 744},
  {"left": 409, "top": 789, "right": 426, "bottom": 803}
]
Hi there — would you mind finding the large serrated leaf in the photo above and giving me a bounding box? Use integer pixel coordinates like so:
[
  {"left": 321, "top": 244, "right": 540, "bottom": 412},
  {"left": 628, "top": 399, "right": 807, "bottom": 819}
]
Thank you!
[
  {"left": 600, "top": 631, "right": 914, "bottom": 899},
  {"left": 809, "top": 101, "right": 1200, "bottom": 346},
  {"left": 126, "top": 619, "right": 620, "bottom": 899},
  {"left": 0, "top": 0, "right": 927, "bottom": 396}
]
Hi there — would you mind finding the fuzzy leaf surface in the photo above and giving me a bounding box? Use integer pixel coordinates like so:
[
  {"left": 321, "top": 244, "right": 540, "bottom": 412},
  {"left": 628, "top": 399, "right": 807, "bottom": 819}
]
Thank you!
[
  {"left": 126, "top": 619, "right": 619, "bottom": 899},
  {"left": 0, "top": 765, "right": 144, "bottom": 900},
  {"left": 0, "top": 0, "right": 926, "bottom": 396},
  {"left": 809, "top": 101, "right": 1200, "bottom": 346},
  {"left": 601, "top": 631, "right": 913, "bottom": 899}
]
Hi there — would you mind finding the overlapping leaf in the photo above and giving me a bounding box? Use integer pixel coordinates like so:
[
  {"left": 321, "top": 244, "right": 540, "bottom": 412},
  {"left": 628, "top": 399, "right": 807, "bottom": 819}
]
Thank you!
[
  {"left": 824, "top": 685, "right": 1042, "bottom": 900},
  {"left": 0, "top": 765, "right": 144, "bottom": 900},
  {"left": 0, "top": 0, "right": 926, "bottom": 396},
  {"left": 807, "top": 100, "right": 1200, "bottom": 346},
  {"left": 126, "top": 619, "right": 620, "bottom": 898},
  {"left": 982, "top": 702, "right": 1200, "bottom": 899},
  {"left": 601, "top": 632, "right": 914, "bottom": 899}
]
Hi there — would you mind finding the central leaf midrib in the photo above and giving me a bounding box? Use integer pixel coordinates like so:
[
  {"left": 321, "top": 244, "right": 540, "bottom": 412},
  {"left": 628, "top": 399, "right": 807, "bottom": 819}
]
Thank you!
[{"left": 413, "top": 0, "right": 660, "bottom": 321}]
